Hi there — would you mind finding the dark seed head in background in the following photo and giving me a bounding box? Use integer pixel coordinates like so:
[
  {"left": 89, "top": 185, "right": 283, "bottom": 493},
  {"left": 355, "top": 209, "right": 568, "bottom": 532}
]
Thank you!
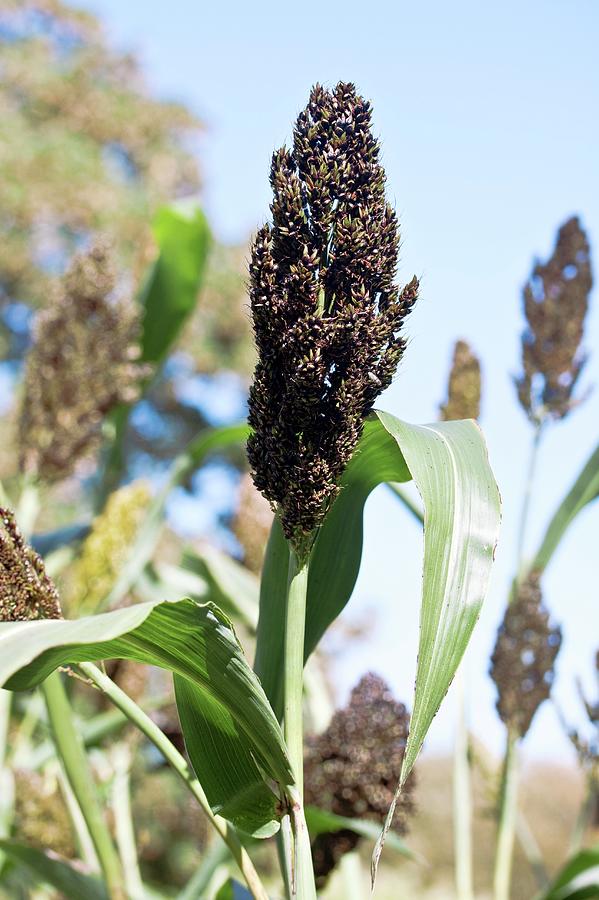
[
  {"left": 490, "top": 572, "right": 561, "bottom": 738},
  {"left": 439, "top": 339, "right": 482, "bottom": 422},
  {"left": 516, "top": 216, "right": 593, "bottom": 424},
  {"left": 247, "top": 82, "right": 418, "bottom": 547}
]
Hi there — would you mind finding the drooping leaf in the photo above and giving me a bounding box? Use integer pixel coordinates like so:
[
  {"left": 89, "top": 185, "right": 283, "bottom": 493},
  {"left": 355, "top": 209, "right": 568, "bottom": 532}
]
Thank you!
[
  {"left": 140, "top": 203, "right": 211, "bottom": 365},
  {"left": 0, "top": 840, "right": 108, "bottom": 900},
  {"left": 304, "top": 806, "right": 418, "bottom": 860},
  {"left": 536, "top": 845, "right": 599, "bottom": 900},
  {"left": 253, "top": 411, "right": 500, "bottom": 875},
  {"left": 532, "top": 442, "right": 599, "bottom": 574},
  {"left": 0, "top": 599, "right": 292, "bottom": 837}
]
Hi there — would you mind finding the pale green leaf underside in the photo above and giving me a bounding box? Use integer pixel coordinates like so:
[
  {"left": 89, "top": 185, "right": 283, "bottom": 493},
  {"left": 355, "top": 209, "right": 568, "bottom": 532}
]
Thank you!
[{"left": 0, "top": 599, "right": 292, "bottom": 837}]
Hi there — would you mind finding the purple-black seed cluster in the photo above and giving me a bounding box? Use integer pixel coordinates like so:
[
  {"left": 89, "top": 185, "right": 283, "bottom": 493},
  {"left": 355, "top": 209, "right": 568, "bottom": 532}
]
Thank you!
[
  {"left": 516, "top": 216, "right": 593, "bottom": 422},
  {"left": 247, "top": 83, "right": 418, "bottom": 545},
  {"left": 490, "top": 573, "right": 561, "bottom": 738},
  {"left": 304, "top": 673, "right": 415, "bottom": 882}
]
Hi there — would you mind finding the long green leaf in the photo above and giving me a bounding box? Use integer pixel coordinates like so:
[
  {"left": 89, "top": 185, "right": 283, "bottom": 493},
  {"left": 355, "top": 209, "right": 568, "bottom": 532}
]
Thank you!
[
  {"left": 253, "top": 411, "right": 500, "bottom": 875},
  {"left": 0, "top": 840, "right": 108, "bottom": 900},
  {"left": 0, "top": 599, "right": 293, "bottom": 837},
  {"left": 532, "top": 442, "right": 599, "bottom": 574},
  {"left": 536, "top": 845, "right": 599, "bottom": 900},
  {"left": 140, "top": 203, "right": 211, "bottom": 365}
]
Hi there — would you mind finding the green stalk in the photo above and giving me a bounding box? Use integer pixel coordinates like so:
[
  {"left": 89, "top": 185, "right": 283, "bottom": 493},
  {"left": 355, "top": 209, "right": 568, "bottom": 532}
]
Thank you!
[
  {"left": 78, "top": 661, "right": 269, "bottom": 900},
  {"left": 515, "top": 422, "right": 543, "bottom": 576},
  {"left": 570, "top": 774, "right": 596, "bottom": 853},
  {"left": 493, "top": 731, "right": 519, "bottom": 900},
  {"left": 386, "top": 481, "right": 424, "bottom": 525},
  {"left": 281, "top": 546, "right": 317, "bottom": 900},
  {"left": 494, "top": 422, "right": 546, "bottom": 899},
  {"left": 111, "top": 744, "right": 145, "bottom": 900},
  {"left": 42, "top": 671, "right": 125, "bottom": 899},
  {"left": 0, "top": 690, "right": 14, "bottom": 873},
  {"left": 453, "top": 673, "right": 473, "bottom": 900}
]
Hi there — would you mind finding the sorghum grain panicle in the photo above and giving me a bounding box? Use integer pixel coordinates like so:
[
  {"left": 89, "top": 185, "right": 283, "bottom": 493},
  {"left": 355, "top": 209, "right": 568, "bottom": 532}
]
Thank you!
[
  {"left": 304, "top": 673, "right": 415, "bottom": 882},
  {"left": 19, "top": 240, "right": 150, "bottom": 482},
  {"left": 490, "top": 573, "right": 561, "bottom": 738},
  {"left": 247, "top": 82, "right": 418, "bottom": 545},
  {"left": 0, "top": 507, "right": 61, "bottom": 621},
  {"left": 439, "top": 339, "right": 481, "bottom": 422},
  {"left": 516, "top": 216, "right": 593, "bottom": 423}
]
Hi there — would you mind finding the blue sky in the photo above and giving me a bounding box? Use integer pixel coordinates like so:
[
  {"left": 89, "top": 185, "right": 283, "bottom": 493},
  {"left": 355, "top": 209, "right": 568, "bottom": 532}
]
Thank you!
[{"left": 77, "top": 0, "right": 599, "bottom": 762}]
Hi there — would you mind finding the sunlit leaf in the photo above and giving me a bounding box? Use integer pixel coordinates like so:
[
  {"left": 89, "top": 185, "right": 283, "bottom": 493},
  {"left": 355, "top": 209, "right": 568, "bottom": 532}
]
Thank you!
[
  {"left": 140, "top": 203, "right": 211, "bottom": 365},
  {"left": 0, "top": 599, "right": 292, "bottom": 837},
  {"left": 536, "top": 844, "right": 599, "bottom": 900}
]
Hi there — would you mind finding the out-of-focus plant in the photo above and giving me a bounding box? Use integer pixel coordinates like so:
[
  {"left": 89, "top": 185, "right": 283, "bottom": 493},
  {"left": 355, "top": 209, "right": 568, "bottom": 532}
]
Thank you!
[
  {"left": 0, "top": 80, "right": 500, "bottom": 900},
  {"left": 488, "top": 216, "right": 595, "bottom": 900}
]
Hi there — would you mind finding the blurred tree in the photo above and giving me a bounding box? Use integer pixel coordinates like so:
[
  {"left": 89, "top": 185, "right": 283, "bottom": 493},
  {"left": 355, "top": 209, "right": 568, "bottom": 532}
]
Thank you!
[{"left": 0, "top": 0, "right": 200, "bottom": 356}]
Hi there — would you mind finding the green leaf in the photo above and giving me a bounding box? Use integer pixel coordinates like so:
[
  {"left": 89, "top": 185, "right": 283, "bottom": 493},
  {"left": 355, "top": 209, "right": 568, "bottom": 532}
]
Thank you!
[
  {"left": 253, "top": 411, "right": 500, "bottom": 874},
  {"left": 140, "top": 203, "right": 211, "bottom": 365},
  {"left": 182, "top": 545, "right": 259, "bottom": 631},
  {"left": 536, "top": 845, "right": 599, "bottom": 900},
  {"left": 304, "top": 806, "right": 418, "bottom": 860},
  {"left": 532, "top": 442, "right": 599, "bottom": 574},
  {"left": 0, "top": 599, "right": 293, "bottom": 837},
  {"left": 0, "top": 840, "right": 108, "bottom": 900}
]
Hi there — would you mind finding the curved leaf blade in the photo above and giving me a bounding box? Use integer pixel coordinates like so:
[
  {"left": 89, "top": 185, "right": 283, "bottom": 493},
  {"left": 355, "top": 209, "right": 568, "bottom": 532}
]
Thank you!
[
  {"left": 140, "top": 203, "right": 211, "bottom": 365},
  {"left": 0, "top": 599, "right": 292, "bottom": 836},
  {"left": 536, "top": 844, "right": 599, "bottom": 900},
  {"left": 532, "top": 442, "right": 599, "bottom": 574}
]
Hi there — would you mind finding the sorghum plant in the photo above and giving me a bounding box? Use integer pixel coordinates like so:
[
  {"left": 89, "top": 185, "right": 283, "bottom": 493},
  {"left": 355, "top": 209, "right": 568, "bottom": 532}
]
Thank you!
[
  {"left": 489, "top": 215, "right": 595, "bottom": 900},
  {"left": 0, "top": 84, "right": 500, "bottom": 900}
]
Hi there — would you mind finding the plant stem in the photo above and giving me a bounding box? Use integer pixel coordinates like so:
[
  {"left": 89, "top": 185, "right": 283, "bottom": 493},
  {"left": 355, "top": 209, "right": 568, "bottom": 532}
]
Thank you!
[
  {"left": 570, "top": 774, "right": 595, "bottom": 853},
  {"left": 515, "top": 422, "right": 543, "bottom": 577},
  {"left": 42, "top": 671, "right": 125, "bottom": 899},
  {"left": 78, "top": 661, "right": 269, "bottom": 900},
  {"left": 493, "top": 731, "right": 519, "bottom": 900},
  {"left": 111, "top": 743, "right": 145, "bottom": 900},
  {"left": 0, "top": 690, "right": 14, "bottom": 873},
  {"left": 453, "top": 672, "right": 474, "bottom": 900},
  {"left": 386, "top": 482, "right": 424, "bottom": 524},
  {"left": 281, "top": 546, "right": 316, "bottom": 900}
]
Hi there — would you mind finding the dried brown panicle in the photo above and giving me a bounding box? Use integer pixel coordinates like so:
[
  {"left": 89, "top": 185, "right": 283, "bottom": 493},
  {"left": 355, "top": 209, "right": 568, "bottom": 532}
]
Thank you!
[
  {"left": 0, "top": 507, "right": 61, "bottom": 621},
  {"left": 516, "top": 216, "right": 593, "bottom": 423},
  {"left": 19, "top": 240, "right": 150, "bottom": 482},
  {"left": 247, "top": 82, "right": 418, "bottom": 547},
  {"left": 490, "top": 572, "right": 561, "bottom": 738},
  {"left": 304, "top": 673, "right": 415, "bottom": 882},
  {"left": 440, "top": 340, "right": 481, "bottom": 422}
]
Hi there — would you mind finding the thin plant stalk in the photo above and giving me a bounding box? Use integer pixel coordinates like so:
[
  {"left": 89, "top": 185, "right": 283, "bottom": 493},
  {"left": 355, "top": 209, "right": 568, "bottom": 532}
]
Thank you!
[
  {"left": 56, "top": 762, "right": 99, "bottom": 870},
  {"left": 516, "top": 812, "right": 548, "bottom": 889},
  {"left": 453, "top": 672, "right": 474, "bottom": 900},
  {"left": 569, "top": 776, "right": 595, "bottom": 853},
  {"left": 493, "top": 730, "right": 519, "bottom": 900},
  {"left": 77, "top": 661, "right": 269, "bottom": 900},
  {"left": 282, "top": 546, "right": 317, "bottom": 900},
  {"left": 494, "top": 422, "right": 546, "bottom": 899},
  {"left": 386, "top": 482, "right": 424, "bottom": 525},
  {"left": 0, "top": 690, "right": 14, "bottom": 873},
  {"left": 42, "top": 670, "right": 125, "bottom": 899},
  {"left": 111, "top": 743, "right": 145, "bottom": 900},
  {"left": 515, "top": 421, "right": 544, "bottom": 576}
]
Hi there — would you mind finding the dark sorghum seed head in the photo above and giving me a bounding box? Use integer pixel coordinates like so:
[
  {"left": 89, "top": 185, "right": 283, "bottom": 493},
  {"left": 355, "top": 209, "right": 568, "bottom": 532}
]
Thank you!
[
  {"left": 439, "top": 339, "right": 481, "bottom": 422},
  {"left": 490, "top": 573, "right": 561, "bottom": 738},
  {"left": 247, "top": 82, "right": 418, "bottom": 546},
  {"left": 0, "top": 507, "right": 62, "bottom": 621},
  {"left": 304, "top": 672, "right": 415, "bottom": 883},
  {"left": 516, "top": 216, "right": 593, "bottom": 423},
  {"left": 19, "top": 240, "right": 151, "bottom": 482}
]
